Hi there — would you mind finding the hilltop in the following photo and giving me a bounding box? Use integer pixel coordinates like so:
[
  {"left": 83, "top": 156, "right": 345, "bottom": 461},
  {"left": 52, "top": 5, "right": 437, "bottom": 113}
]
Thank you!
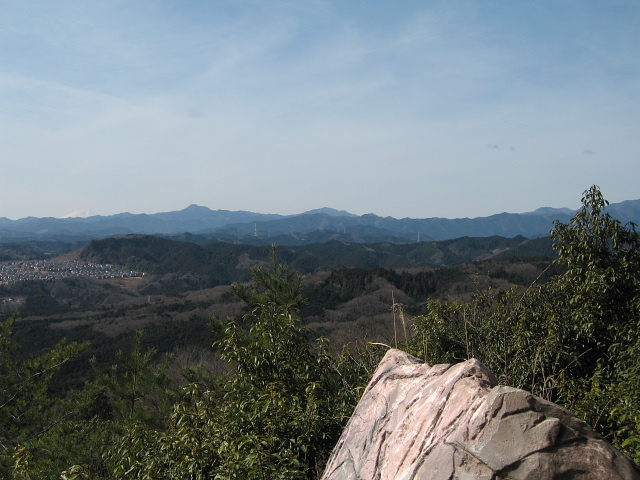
[{"left": 1, "top": 198, "right": 639, "bottom": 244}]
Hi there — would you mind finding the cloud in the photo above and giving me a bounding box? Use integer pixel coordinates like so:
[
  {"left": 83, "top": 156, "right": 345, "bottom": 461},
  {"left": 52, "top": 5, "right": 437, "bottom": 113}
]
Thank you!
[
  {"left": 0, "top": 1, "right": 639, "bottom": 219},
  {"left": 583, "top": 149, "right": 595, "bottom": 154}
]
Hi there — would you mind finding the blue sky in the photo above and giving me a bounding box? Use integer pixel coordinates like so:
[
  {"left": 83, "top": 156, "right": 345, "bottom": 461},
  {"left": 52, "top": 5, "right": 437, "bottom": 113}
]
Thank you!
[{"left": 1, "top": 1, "right": 638, "bottom": 219}]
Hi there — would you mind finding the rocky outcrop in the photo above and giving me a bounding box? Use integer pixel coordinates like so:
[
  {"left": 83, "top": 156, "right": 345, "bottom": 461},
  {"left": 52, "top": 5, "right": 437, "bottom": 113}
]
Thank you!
[{"left": 321, "top": 349, "right": 640, "bottom": 480}]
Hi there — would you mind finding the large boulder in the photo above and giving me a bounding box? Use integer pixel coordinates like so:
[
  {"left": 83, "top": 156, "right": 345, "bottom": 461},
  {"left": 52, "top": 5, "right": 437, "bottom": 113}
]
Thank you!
[{"left": 321, "top": 349, "right": 640, "bottom": 480}]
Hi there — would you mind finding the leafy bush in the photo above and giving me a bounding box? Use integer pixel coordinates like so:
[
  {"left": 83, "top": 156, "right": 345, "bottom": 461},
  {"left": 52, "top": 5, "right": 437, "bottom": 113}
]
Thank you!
[{"left": 409, "top": 186, "right": 640, "bottom": 461}]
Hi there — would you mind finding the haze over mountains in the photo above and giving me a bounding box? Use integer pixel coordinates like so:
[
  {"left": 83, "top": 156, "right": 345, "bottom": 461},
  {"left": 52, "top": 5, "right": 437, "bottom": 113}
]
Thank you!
[{"left": 1, "top": 199, "right": 639, "bottom": 244}]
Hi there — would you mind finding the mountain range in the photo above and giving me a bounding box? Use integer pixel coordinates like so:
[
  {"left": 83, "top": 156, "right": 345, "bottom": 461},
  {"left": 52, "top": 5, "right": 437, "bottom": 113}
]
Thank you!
[{"left": 1, "top": 200, "right": 639, "bottom": 245}]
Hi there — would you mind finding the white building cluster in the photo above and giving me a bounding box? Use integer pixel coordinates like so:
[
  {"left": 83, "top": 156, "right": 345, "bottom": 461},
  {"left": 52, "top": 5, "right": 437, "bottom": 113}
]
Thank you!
[{"left": 0, "top": 259, "right": 142, "bottom": 285}]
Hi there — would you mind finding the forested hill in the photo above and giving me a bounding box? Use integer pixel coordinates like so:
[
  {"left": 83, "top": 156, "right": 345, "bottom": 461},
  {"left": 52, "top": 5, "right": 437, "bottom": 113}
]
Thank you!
[{"left": 78, "top": 234, "right": 554, "bottom": 283}]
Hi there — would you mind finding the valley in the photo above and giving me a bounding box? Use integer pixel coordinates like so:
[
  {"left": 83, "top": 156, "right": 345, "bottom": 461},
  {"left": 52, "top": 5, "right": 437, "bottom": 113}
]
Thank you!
[
  {"left": 1, "top": 233, "right": 558, "bottom": 392},
  {"left": 3, "top": 187, "right": 640, "bottom": 476}
]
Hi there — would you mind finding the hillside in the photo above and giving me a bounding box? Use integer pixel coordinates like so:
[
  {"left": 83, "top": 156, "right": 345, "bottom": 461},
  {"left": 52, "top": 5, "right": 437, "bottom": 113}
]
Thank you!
[
  {"left": 0, "top": 232, "right": 559, "bottom": 394},
  {"left": 75, "top": 234, "right": 552, "bottom": 294}
]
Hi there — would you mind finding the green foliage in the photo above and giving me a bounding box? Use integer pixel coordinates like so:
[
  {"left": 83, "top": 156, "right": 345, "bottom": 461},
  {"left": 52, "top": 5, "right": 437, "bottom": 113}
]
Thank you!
[
  {"left": 230, "top": 245, "right": 304, "bottom": 312},
  {"left": 550, "top": 186, "right": 640, "bottom": 459},
  {"left": 409, "top": 186, "right": 640, "bottom": 461},
  {"left": 94, "top": 330, "right": 174, "bottom": 427},
  {"left": 13, "top": 386, "right": 114, "bottom": 479},
  {"left": 2, "top": 323, "right": 178, "bottom": 479},
  {"left": 409, "top": 284, "right": 572, "bottom": 399},
  {"left": 0, "top": 314, "right": 87, "bottom": 478},
  {"left": 104, "top": 252, "right": 364, "bottom": 479},
  {"left": 550, "top": 185, "right": 640, "bottom": 344}
]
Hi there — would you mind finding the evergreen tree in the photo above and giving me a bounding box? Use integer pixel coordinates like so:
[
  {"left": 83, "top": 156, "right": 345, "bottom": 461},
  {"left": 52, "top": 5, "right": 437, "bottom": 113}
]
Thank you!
[
  {"left": 229, "top": 244, "right": 304, "bottom": 312},
  {"left": 0, "top": 314, "right": 86, "bottom": 478},
  {"left": 94, "top": 330, "right": 173, "bottom": 427},
  {"left": 104, "top": 249, "right": 361, "bottom": 479}
]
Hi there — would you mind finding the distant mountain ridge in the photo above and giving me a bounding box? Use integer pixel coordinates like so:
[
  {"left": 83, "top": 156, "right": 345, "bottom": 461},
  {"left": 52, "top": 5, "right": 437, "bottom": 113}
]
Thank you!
[{"left": 1, "top": 199, "right": 639, "bottom": 244}]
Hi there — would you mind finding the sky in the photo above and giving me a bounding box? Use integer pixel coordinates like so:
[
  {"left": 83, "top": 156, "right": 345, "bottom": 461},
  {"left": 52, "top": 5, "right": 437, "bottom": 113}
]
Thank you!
[{"left": 1, "top": 1, "right": 638, "bottom": 220}]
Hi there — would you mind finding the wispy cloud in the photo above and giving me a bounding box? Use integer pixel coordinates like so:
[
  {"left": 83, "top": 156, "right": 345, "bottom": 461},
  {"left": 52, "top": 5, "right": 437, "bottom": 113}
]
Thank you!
[{"left": 1, "top": 1, "right": 639, "bottom": 219}]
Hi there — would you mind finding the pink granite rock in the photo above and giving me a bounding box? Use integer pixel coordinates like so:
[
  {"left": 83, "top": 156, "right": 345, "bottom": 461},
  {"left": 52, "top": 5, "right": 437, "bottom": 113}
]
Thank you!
[{"left": 321, "top": 349, "right": 640, "bottom": 480}]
